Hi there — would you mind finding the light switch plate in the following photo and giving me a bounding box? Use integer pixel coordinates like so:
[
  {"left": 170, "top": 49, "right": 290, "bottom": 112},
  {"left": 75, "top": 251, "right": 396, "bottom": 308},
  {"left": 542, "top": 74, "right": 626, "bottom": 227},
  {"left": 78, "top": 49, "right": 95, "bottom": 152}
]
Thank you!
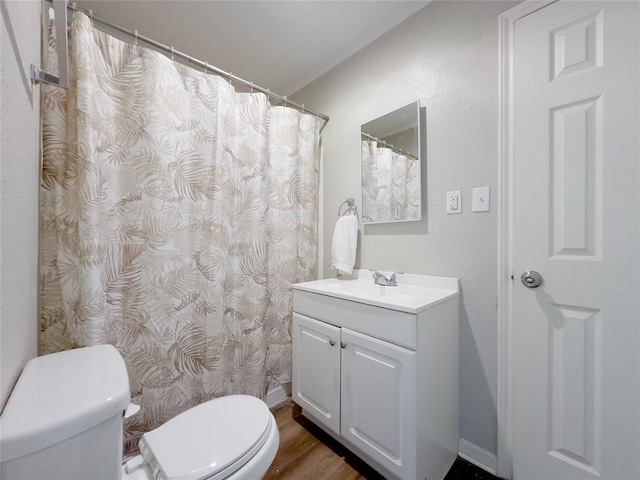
[
  {"left": 446, "top": 191, "right": 461, "bottom": 214},
  {"left": 472, "top": 187, "right": 490, "bottom": 212}
]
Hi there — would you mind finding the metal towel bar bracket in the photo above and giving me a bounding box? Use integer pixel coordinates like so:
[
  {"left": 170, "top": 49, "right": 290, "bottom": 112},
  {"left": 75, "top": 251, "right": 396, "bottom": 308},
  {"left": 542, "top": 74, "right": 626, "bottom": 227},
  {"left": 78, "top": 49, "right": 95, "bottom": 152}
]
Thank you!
[{"left": 338, "top": 198, "right": 359, "bottom": 219}]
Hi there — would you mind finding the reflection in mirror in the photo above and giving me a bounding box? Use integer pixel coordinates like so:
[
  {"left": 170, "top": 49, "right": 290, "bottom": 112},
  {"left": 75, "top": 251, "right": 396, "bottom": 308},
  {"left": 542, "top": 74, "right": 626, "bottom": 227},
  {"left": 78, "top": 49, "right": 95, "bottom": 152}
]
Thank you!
[{"left": 361, "top": 101, "right": 421, "bottom": 224}]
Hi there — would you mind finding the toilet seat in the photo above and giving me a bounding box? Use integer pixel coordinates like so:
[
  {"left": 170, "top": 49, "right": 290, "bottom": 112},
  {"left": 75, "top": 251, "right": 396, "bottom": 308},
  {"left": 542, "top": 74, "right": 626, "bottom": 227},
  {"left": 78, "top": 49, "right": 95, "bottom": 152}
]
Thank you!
[{"left": 139, "top": 395, "right": 273, "bottom": 480}]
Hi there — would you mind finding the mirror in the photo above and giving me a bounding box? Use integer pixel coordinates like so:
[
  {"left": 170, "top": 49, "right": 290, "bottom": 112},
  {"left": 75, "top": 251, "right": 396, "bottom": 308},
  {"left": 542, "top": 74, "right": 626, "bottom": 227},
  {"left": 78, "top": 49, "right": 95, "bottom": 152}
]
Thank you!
[{"left": 361, "top": 101, "right": 421, "bottom": 224}]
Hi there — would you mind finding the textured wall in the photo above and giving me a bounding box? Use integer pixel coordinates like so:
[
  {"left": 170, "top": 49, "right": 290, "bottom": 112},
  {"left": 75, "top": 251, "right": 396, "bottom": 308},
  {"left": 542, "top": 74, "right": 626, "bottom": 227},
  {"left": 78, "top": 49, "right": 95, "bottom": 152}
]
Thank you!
[
  {"left": 0, "top": 0, "right": 41, "bottom": 411},
  {"left": 293, "top": 0, "right": 514, "bottom": 456}
]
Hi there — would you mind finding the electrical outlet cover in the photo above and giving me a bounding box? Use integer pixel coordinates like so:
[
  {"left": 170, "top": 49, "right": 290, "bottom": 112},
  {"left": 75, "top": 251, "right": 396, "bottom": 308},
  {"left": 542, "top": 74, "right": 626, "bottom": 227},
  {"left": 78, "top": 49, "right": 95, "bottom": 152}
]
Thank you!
[{"left": 447, "top": 191, "right": 461, "bottom": 214}]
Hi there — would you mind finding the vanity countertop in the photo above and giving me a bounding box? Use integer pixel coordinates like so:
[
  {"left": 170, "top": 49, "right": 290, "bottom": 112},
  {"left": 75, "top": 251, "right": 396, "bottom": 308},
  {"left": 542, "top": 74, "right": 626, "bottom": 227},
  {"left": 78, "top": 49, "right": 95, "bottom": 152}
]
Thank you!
[{"left": 293, "top": 269, "right": 459, "bottom": 314}]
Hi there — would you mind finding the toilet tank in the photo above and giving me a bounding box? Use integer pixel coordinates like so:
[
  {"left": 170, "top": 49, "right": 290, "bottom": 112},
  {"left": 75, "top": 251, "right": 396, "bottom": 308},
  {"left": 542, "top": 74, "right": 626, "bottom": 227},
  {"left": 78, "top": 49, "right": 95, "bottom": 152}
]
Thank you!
[{"left": 0, "top": 345, "right": 131, "bottom": 480}]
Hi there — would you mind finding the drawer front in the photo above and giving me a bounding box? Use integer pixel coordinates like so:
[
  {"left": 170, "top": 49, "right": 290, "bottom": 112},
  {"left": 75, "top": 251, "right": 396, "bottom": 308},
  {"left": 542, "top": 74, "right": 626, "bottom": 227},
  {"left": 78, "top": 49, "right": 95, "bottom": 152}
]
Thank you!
[{"left": 293, "top": 290, "right": 417, "bottom": 350}]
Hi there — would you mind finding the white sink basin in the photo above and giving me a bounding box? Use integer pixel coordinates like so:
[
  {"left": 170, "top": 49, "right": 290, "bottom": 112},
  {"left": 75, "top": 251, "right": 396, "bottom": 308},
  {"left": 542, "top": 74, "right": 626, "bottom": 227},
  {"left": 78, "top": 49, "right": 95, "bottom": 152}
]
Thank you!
[{"left": 293, "top": 269, "right": 459, "bottom": 314}]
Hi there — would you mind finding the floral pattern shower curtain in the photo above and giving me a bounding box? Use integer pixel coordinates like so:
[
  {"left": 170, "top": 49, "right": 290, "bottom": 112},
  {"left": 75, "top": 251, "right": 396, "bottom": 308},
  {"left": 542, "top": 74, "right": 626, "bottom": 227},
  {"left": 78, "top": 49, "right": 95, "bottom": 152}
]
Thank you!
[{"left": 40, "top": 13, "right": 320, "bottom": 451}]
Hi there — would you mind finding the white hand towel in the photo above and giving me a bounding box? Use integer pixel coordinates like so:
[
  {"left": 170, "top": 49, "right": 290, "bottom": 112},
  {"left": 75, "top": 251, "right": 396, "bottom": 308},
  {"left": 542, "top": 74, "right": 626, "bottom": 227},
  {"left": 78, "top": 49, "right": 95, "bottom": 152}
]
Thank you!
[{"left": 331, "top": 215, "right": 359, "bottom": 274}]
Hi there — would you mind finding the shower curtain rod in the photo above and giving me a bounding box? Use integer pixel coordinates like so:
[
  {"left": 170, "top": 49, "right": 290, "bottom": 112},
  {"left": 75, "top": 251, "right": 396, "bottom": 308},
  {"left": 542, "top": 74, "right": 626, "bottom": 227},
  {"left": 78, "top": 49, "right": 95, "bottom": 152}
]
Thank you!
[
  {"left": 361, "top": 132, "right": 418, "bottom": 160},
  {"left": 43, "top": 0, "right": 330, "bottom": 126}
]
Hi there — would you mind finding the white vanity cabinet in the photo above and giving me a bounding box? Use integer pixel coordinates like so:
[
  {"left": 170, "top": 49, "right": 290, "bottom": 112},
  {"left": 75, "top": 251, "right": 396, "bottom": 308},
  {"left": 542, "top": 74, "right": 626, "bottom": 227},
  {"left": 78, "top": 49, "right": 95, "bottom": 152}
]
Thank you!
[
  {"left": 292, "top": 271, "right": 459, "bottom": 480},
  {"left": 293, "top": 314, "right": 417, "bottom": 474}
]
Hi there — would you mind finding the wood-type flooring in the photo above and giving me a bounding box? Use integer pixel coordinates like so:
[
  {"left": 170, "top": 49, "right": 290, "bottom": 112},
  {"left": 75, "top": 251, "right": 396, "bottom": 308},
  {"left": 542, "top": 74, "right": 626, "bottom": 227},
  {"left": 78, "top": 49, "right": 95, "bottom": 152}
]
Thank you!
[{"left": 264, "top": 400, "right": 501, "bottom": 480}]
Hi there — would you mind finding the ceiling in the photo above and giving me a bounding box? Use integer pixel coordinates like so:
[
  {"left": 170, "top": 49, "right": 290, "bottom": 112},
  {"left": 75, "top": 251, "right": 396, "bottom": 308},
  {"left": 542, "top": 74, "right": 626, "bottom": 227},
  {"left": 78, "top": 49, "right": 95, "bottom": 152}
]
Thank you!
[{"left": 75, "top": 1, "right": 430, "bottom": 96}]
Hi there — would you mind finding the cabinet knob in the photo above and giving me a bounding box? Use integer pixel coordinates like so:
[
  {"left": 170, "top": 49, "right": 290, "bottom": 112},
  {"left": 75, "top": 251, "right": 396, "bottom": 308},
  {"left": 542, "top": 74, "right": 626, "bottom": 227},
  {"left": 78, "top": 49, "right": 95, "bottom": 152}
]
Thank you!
[
  {"left": 329, "top": 339, "right": 336, "bottom": 347},
  {"left": 341, "top": 341, "right": 347, "bottom": 349}
]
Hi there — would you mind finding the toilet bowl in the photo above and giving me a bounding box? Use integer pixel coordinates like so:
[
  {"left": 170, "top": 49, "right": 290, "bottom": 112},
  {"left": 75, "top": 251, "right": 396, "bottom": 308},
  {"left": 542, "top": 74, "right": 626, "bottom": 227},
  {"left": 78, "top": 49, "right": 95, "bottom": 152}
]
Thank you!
[{"left": 0, "top": 345, "right": 279, "bottom": 480}]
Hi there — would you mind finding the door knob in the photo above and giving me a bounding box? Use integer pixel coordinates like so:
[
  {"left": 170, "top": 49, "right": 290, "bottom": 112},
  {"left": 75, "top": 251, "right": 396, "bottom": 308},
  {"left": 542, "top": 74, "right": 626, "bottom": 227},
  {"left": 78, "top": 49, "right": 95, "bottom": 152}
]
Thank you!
[
  {"left": 329, "top": 339, "right": 336, "bottom": 347},
  {"left": 341, "top": 342, "right": 347, "bottom": 349},
  {"left": 520, "top": 270, "right": 543, "bottom": 288}
]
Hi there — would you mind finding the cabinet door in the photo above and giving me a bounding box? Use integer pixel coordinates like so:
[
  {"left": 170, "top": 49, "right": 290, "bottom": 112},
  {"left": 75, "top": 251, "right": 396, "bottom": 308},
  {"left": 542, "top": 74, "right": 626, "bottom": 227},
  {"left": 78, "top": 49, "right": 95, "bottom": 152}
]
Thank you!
[
  {"left": 292, "top": 313, "right": 341, "bottom": 434},
  {"left": 341, "top": 328, "right": 417, "bottom": 479}
]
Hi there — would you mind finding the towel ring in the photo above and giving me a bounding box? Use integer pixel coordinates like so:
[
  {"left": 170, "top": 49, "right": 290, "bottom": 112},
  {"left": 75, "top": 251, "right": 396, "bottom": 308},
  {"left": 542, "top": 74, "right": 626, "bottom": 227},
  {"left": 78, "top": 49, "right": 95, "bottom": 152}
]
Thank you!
[{"left": 338, "top": 198, "right": 359, "bottom": 219}]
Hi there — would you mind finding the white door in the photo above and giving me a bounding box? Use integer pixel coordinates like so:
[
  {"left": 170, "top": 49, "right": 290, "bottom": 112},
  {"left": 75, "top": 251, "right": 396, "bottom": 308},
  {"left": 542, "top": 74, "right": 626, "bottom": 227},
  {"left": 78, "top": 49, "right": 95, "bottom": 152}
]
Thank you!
[
  {"left": 340, "top": 328, "right": 416, "bottom": 479},
  {"left": 512, "top": 1, "right": 639, "bottom": 478},
  {"left": 292, "top": 313, "right": 341, "bottom": 434}
]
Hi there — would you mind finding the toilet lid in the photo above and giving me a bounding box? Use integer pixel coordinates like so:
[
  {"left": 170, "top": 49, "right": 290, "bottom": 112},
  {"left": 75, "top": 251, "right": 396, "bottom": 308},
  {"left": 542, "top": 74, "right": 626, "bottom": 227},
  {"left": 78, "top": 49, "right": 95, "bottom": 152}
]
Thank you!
[{"left": 139, "top": 395, "right": 273, "bottom": 480}]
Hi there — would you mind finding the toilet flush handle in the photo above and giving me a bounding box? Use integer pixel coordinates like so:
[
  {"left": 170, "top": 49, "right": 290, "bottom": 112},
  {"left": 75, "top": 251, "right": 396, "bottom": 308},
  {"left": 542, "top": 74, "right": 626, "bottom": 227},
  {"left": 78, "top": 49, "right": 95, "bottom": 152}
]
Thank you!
[{"left": 124, "top": 403, "right": 141, "bottom": 418}]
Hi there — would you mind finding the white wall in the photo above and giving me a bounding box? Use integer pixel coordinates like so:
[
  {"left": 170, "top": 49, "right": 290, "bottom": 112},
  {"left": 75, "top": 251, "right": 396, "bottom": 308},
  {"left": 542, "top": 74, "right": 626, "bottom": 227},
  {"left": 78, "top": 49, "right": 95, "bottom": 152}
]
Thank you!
[
  {"left": 293, "top": 0, "right": 514, "bottom": 459},
  {"left": 0, "top": 0, "right": 41, "bottom": 411}
]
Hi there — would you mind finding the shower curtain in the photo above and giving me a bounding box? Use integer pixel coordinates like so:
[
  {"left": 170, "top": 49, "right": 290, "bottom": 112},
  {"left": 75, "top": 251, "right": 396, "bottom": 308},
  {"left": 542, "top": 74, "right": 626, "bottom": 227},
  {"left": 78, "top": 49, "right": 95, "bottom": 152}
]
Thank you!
[
  {"left": 361, "top": 141, "right": 419, "bottom": 222},
  {"left": 40, "top": 13, "right": 320, "bottom": 452}
]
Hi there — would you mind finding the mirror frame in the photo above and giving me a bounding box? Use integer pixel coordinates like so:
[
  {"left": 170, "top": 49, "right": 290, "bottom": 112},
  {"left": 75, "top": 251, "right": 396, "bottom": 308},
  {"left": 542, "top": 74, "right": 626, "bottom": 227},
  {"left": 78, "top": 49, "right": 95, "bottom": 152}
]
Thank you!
[{"left": 360, "top": 101, "right": 422, "bottom": 225}]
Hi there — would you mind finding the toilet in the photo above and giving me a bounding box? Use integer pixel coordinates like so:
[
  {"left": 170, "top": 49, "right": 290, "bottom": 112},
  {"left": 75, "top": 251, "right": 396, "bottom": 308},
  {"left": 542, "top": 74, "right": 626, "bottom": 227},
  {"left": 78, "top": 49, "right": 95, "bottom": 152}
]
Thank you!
[{"left": 0, "top": 345, "right": 279, "bottom": 480}]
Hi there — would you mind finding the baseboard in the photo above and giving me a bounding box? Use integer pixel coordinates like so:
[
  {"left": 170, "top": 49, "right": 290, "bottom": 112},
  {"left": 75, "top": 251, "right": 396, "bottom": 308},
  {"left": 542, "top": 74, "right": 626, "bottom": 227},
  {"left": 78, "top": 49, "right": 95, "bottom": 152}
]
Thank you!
[
  {"left": 265, "top": 383, "right": 290, "bottom": 408},
  {"left": 458, "top": 438, "right": 498, "bottom": 475}
]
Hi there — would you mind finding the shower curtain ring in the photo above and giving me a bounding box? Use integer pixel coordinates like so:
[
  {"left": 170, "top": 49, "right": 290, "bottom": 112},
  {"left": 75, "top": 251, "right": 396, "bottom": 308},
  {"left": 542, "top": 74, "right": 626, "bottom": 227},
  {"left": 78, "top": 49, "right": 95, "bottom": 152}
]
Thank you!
[
  {"left": 301, "top": 104, "right": 305, "bottom": 114},
  {"left": 134, "top": 30, "right": 138, "bottom": 45},
  {"left": 283, "top": 96, "right": 288, "bottom": 107},
  {"left": 71, "top": 2, "right": 77, "bottom": 12},
  {"left": 249, "top": 82, "right": 254, "bottom": 94},
  {"left": 203, "top": 62, "right": 208, "bottom": 76},
  {"left": 170, "top": 46, "right": 175, "bottom": 61},
  {"left": 228, "top": 72, "right": 233, "bottom": 86},
  {"left": 88, "top": 9, "right": 93, "bottom": 27}
]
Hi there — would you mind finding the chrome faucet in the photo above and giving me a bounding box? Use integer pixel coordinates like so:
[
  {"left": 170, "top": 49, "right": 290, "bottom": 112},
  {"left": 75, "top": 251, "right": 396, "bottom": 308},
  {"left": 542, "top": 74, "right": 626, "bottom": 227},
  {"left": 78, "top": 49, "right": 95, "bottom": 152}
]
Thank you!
[{"left": 372, "top": 270, "right": 403, "bottom": 286}]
